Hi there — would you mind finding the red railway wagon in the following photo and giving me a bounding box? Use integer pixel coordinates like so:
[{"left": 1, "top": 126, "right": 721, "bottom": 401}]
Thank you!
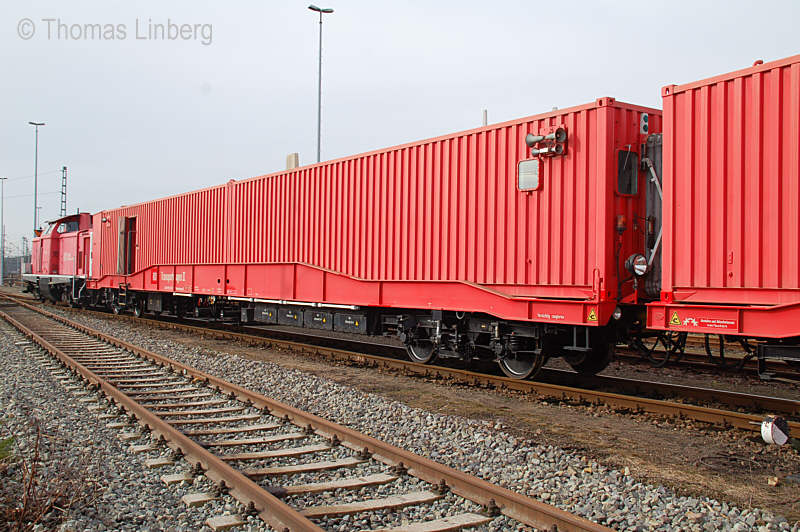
[
  {"left": 646, "top": 55, "right": 800, "bottom": 370},
  {"left": 56, "top": 97, "right": 662, "bottom": 379},
  {"left": 645, "top": 54, "right": 800, "bottom": 373},
  {"left": 26, "top": 53, "right": 800, "bottom": 379}
]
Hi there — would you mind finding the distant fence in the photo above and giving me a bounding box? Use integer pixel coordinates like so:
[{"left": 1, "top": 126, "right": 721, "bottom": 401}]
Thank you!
[{"left": 3, "top": 255, "right": 29, "bottom": 275}]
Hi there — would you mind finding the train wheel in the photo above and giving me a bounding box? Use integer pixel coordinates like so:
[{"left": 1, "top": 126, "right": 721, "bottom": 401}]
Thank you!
[
  {"left": 499, "top": 337, "right": 555, "bottom": 379},
  {"left": 633, "top": 331, "right": 684, "bottom": 368},
  {"left": 638, "top": 334, "right": 671, "bottom": 367},
  {"left": 133, "top": 301, "right": 144, "bottom": 318},
  {"left": 405, "top": 329, "right": 438, "bottom": 364},
  {"left": 565, "top": 342, "right": 614, "bottom": 375},
  {"left": 498, "top": 350, "right": 546, "bottom": 379}
]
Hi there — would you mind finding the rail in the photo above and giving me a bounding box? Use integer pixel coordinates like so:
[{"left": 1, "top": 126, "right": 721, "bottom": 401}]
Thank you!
[{"left": 1, "top": 296, "right": 612, "bottom": 532}]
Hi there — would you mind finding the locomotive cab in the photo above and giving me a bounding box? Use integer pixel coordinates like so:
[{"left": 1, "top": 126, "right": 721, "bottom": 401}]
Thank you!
[{"left": 24, "top": 212, "right": 93, "bottom": 303}]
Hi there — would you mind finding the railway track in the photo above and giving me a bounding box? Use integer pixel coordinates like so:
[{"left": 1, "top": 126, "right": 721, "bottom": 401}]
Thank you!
[
  {"left": 0, "top": 298, "right": 610, "bottom": 532},
  {"left": 613, "top": 346, "right": 797, "bottom": 380},
  {"left": 6, "top": 289, "right": 798, "bottom": 379},
  {"left": 231, "top": 326, "right": 800, "bottom": 381},
  {"left": 5, "top": 293, "right": 798, "bottom": 435}
]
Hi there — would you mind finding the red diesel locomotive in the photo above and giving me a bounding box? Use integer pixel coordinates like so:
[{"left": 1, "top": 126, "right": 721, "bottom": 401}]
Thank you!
[{"left": 25, "top": 54, "right": 800, "bottom": 379}]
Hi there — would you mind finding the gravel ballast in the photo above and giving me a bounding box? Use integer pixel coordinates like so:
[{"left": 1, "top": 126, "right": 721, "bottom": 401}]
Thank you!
[
  {"left": 0, "top": 319, "right": 270, "bottom": 532},
  {"left": 37, "top": 309, "right": 798, "bottom": 532}
]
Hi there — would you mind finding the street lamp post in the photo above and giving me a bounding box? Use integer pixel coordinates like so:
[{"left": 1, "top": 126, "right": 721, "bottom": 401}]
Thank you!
[
  {"left": 0, "top": 177, "right": 6, "bottom": 286},
  {"left": 308, "top": 4, "right": 333, "bottom": 163},
  {"left": 28, "top": 121, "right": 45, "bottom": 234}
]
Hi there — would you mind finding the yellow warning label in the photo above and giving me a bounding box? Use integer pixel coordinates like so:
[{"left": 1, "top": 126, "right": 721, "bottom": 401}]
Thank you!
[
  {"left": 669, "top": 311, "right": 681, "bottom": 326},
  {"left": 587, "top": 308, "right": 598, "bottom": 322}
]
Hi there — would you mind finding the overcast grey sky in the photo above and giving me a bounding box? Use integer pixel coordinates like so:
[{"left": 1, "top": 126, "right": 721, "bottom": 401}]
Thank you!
[{"left": 1, "top": 0, "right": 798, "bottom": 255}]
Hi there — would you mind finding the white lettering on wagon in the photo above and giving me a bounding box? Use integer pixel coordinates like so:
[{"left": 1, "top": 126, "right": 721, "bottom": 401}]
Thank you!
[
  {"left": 671, "top": 314, "right": 738, "bottom": 331},
  {"left": 159, "top": 272, "right": 186, "bottom": 282},
  {"left": 536, "top": 313, "right": 566, "bottom": 320},
  {"left": 698, "top": 317, "right": 738, "bottom": 330}
]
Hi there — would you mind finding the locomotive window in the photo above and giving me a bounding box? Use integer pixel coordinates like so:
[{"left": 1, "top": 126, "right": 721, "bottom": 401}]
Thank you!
[
  {"left": 617, "top": 150, "right": 638, "bottom": 195},
  {"left": 55, "top": 221, "right": 80, "bottom": 234},
  {"left": 518, "top": 159, "right": 540, "bottom": 191}
]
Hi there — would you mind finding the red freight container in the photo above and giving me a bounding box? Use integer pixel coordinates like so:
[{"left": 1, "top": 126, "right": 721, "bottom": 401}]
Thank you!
[
  {"left": 93, "top": 186, "right": 228, "bottom": 280},
  {"left": 648, "top": 54, "right": 800, "bottom": 337},
  {"left": 90, "top": 98, "right": 661, "bottom": 327}
]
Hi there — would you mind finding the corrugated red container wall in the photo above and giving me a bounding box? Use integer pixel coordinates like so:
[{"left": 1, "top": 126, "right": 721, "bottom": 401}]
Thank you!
[
  {"left": 662, "top": 54, "right": 800, "bottom": 306},
  {"left": 224, "top": 99, "right": 659, "bottom": 295},
  {"left": 94, "top": 98, "right": 661, "bottom": 323},
  {"left": 97, "top": 186, "right": 228, "bottom": 277}
]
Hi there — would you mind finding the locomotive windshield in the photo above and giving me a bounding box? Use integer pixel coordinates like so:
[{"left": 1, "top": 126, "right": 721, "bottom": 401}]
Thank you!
[{"left": 46, "top": 219, "right": 81, "bottom": 234}]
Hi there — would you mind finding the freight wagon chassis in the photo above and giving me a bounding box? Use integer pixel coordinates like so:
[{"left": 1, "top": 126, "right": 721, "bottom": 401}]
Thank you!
[
  {"left": 647, "top": 301, "right": 800, "bottom": 378},
  {"left": 391, "top": 311, "right": 614, "bottom": 379},
  {"left": 67, "top": 287, "right": 619, "bottom": 381}
]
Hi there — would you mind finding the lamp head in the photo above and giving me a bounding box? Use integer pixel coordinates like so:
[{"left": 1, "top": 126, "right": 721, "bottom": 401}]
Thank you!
[{"left": 308, "top": 5, "right": 334, "bottom": 13}]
